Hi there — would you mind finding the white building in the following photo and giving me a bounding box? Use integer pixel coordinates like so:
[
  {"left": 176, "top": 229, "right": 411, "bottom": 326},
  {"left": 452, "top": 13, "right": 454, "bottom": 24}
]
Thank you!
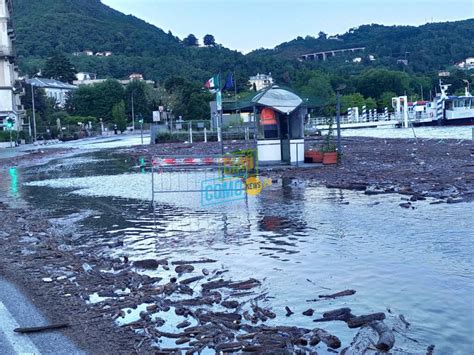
[
  {"left": 0, "top": 0, "right": 23, "bottom": 130},
  {"left": 455, "top": 57, "right": 474, "bottom": 70},
  {"left": 73, "top": 73, "right": 155, "bottom": 87},
  {"left": 249, "top": 73, "right": 274, "bottom": 91},
  {"left": 76, "top": 72, "right": 97, "bottom": 81},
  {"left": 26, "top": 78, "right": 77, "bottom": 108}
]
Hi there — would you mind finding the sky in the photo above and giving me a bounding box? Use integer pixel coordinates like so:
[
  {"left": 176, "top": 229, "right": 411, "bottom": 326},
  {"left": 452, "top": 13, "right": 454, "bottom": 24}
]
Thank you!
[{"left": 102, "top": 0, "right": 473, "bottom": 53}]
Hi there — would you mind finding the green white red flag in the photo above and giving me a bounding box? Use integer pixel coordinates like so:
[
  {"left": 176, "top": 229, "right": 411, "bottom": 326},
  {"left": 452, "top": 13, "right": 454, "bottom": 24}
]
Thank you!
[{"left": 204, "top": 74, "right": 220, "bottom": 91}]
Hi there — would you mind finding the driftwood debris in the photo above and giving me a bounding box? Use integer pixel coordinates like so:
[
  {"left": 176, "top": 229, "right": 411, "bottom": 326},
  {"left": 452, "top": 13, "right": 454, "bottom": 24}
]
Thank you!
[
  {"left": 175, "top": 264, "right": 194, "bottom": 274},
  {"left": 302, "top": 308, "right": 314, "bottom": 316},
  {"left": 323, "top": 307, "right": 352, "bottom": 318},
  {"left": 156, "top": 330, "right": 186, "bottom": 339},
  {"left": 132, "top": 259, "right": 167, "bottom": 269},
  {"left": 347, "top": 312, "right": 386, "bottom": 328},
  {"left": 221, "top": 300, "right": 239, "bottom": 309},
  {"left": 201, "top": 278, "right": 261, "bottom": 292},
  {"left": 171, "top": 259, "right": 217, "bottom": 265},
  {"left": 318, "top": 289, "right": 356, "bottom": 299},
  {"left": 399, "top": 314, "right": 411, "bottom": 328},
  {"left": 14, "top": 323, "right": 69, "bottom": 333},
  {"left": 310, "top": 328, "right": 341, "bottom": 349},
  {"left": 315, "top": 307, "right": 354, "bottom": 322},
  {"left": 180, "top": 275, "right": 204, "bottom": 285},
  {"left": 340, "top": 326, "right": 378, "bottom": 355},
  {"left": 177, "top": 320, "right": 191, "bottom": 329},
  {"left": 370, "top": 320, "right": 395, "bottom": 351},
  {"left": 426, "top": 344, "right": 435, "bottom": 355}
]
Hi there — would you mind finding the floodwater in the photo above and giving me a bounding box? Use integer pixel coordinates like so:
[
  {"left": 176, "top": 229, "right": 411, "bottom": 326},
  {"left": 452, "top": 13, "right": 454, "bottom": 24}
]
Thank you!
[
  {"left": 1, "top": 145, "right": 473, "bottom": 354},
  {"left": 342, "top": 126, "right": 473, "bottom": 140}
]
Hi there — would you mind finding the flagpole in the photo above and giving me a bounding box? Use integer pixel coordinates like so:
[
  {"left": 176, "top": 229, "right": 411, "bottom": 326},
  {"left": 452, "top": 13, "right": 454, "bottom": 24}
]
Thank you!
[
  {"left": 234, "top": 71, "right": 239, "bottom": 115},
  {"left": 219, "top": 72, "right": 224, "bottom": 155}
]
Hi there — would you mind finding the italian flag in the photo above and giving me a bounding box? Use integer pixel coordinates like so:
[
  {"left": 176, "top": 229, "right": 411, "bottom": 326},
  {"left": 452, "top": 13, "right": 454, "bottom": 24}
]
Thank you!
[{"left": 204, "top": 74, "right": 220, "bottom": 90}]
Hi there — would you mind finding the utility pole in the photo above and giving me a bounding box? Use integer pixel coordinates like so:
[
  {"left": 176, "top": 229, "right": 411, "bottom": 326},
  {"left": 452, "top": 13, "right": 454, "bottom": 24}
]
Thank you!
[
  {"left": 31, "top": 83, "right": 37, "bottom": 142},
  {"left": 131, "top": 92, "right": 135, "bottom": 132},
  {"left": 138, "top": 114, "right": 144, "bottom": 144},
  {"left": 335, "top": 84, "right": 346, "bottom": 154}
]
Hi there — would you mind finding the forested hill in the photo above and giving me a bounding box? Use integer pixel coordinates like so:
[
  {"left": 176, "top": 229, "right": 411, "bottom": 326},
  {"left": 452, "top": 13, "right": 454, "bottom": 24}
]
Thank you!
[
  {"left": 13, "top": 0, "right": 182, "bottom": 57},
  {"left": 12, "top": 0, "right": 474, "bottom": 84},
  {"left": 12, "top": 0, "right": 253, "bottom": 83},
  {"left": 249, "top": 20, "right": 474, "bottom": 72}
]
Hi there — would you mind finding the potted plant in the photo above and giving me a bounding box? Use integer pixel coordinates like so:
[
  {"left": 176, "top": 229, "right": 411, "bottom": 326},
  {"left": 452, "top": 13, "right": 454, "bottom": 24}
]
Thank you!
[
  {"left": 321, "top": 117, "right": 338, "bottom": 165},
  {"left": 305, "top": 149, "right": 324, "bottom": 163}
]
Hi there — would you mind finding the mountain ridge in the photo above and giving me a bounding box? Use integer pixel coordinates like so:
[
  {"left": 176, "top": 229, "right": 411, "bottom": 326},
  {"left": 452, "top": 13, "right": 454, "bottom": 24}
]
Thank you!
[{"left": 12, "top": 0, "right": 474, "bottom": 83}]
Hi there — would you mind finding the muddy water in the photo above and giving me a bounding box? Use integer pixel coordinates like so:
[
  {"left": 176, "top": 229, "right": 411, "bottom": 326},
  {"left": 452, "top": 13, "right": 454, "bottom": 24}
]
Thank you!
[
  {"left": 342, "top": 126, "right": 472, "bottom": 140},
  {"left": 1, "top": 151, "right": 473, "bottom": 354}
]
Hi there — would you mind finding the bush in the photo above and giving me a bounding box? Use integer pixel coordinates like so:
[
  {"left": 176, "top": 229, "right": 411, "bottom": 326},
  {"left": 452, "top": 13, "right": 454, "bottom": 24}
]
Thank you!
[
  {"left": 0, "top": 130, "right": 11, "bottom": 142},
  {"left": 64, "top": 115, "right": 98, "bottom": 126}
]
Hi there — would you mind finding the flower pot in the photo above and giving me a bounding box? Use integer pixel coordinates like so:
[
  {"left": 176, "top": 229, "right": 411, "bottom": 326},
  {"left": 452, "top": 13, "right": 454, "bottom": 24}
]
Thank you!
[
  {"left": 323, "top": 152, "right": 338, "bottom": 165},
  {"left": 305, "top": 150, "right": 323, "bottom": 163}
]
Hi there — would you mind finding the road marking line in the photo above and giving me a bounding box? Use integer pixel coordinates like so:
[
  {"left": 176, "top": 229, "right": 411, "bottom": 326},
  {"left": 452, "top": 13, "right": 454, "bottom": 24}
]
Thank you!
[{"left": 0, "top": 301, "right": 41, "bottom": 354}]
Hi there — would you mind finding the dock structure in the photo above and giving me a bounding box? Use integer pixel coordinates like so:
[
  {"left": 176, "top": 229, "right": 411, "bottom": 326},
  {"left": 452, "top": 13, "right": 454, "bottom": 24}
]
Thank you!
[
  {"left": 308, "top": 113, "right": 401, "bottom": 131},
  {"left": 299, "top": 47, "right": 366, "bottom": 61}
]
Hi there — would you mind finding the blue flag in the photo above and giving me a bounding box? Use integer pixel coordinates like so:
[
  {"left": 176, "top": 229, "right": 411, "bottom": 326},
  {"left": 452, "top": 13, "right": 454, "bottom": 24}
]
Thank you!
[{"left": 223, "top": 73, "right": 234, "bottom": 91}]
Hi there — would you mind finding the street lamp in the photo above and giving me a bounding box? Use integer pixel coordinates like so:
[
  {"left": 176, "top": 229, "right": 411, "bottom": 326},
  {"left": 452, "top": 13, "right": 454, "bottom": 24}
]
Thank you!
[
  {"left": 131, "top": 89, "right": 136, "bottom": 132},
  {"left": 138, "top": 113, "right": 144, "bottom": 144},
  {"left": 30, "top": 81, "right": 37, "bottom": 142},
  {"left": 335, "top": 84, "right": 347, "bottom": 154}
]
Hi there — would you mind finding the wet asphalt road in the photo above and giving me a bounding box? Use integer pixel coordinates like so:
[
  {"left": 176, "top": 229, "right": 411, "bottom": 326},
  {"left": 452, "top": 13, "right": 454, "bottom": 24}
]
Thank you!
[{"left": 0, "top": 277, "right": 85, "bottom": 355}]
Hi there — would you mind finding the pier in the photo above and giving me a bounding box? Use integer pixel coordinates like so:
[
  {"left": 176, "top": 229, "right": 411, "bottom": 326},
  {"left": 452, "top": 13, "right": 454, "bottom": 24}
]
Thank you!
[{"left": 308, "top": 115, "right": 401, "bottom": 130}]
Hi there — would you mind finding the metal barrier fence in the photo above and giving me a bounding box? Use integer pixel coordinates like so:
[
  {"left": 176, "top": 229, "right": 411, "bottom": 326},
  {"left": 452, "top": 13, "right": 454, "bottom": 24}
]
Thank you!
[{"left": 151, "top": 155, "right": 252, "bottom": 209}]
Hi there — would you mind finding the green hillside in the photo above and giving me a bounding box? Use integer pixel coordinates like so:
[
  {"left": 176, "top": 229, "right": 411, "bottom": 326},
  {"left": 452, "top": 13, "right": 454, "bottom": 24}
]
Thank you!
[
  {"left": 13, "top": 0, "right": 181, "bottom": 57},
  {"left": 12, "top": 0, "right": 473, "bottom": 88},
  {"left": 263, "top": 20, "right": 474, "bottom": 72}
]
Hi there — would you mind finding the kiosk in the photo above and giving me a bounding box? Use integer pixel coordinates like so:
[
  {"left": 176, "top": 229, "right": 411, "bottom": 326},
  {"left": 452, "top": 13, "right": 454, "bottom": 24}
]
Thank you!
[{"left": 253, "top": 86, "right": 307, "bottom": 165}]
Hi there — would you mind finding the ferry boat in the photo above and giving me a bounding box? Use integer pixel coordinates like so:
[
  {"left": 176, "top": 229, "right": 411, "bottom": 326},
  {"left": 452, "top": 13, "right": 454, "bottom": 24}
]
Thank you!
[{"left": 408, "top": 81, "right": 474, "bottom": 126}]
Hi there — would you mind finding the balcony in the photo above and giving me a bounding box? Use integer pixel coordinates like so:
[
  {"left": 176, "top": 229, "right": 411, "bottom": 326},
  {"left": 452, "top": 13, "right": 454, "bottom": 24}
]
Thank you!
[
  {"left": 0, "top": 46, "right": 16, "bottom": 61},
  {"left": 7, "top": 19, "right": 16, "bottom": 40}
]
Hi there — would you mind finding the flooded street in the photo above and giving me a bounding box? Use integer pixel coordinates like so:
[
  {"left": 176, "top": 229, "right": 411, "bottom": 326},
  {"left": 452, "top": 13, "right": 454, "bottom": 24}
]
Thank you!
[{"left": 1, "top": 142, "right": 472, "bottom": 354}]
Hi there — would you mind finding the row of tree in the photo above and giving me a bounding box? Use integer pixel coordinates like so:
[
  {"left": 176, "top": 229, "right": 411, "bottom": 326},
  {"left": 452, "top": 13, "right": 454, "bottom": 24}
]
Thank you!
[
  {"left": 183, "top": 34, "right": 217, "bottom": 47},
  {"left": 22, "top": 49, "right": 473, "bottom": 137}
]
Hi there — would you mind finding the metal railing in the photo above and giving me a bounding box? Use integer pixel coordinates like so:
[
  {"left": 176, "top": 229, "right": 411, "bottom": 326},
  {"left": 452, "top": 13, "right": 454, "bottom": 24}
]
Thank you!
[{"left": 308, "top": 114, "right": 399, "bottom": 126}]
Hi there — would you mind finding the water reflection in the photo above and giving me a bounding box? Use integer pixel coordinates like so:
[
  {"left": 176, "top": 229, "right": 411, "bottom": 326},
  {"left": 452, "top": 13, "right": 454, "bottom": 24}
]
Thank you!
[{"left": 9, "top": 167, "right": 18, "bottom": 197}]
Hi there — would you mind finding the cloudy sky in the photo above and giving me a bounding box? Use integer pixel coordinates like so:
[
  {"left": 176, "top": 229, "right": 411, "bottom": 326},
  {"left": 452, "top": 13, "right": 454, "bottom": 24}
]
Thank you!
[{"left": 102, "top": 0, "right": 473, "bottom": 53}]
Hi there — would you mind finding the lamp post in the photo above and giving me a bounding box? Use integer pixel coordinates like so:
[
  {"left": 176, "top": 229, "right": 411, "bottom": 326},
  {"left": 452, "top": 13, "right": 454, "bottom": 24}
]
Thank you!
[
  {"left": 335, "top": 84, "right": 346, "bottom": 154},
  {"left": 30, "top": 82, "right": 37, "bottom": 142},
  {"left": 138, "top": 113, "right": 144, "bottom": 144},
  {"left": 131, "top": 90, "right": 136, "bottom": 132}
]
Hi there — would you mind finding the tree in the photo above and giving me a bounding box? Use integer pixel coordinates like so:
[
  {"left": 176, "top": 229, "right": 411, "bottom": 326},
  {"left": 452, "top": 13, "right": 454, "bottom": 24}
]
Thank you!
[
  {"left": 355, "top": 69, "right": 411, "bottom": 99},
  {"left": 203, "top": 34, "right": 216, "bottom": 46},
  {"left": 112, "top": 101, "right": 127, "bottom": 133},
  {"left": 365, "top": 97, "right": 377, "bottom": 110},
  {"left": 294, "top": 70, "right": 335, "bottom": 107},
  {"left": 341, "top": 93, "right": 366, "bottom": 113},
  {"left": 42, "top": 51, "right": 77, "bottom": 83},
  {"left": 183, "top": 34, "right": 198, "bottom": 47},
  {"left": 318, "top": 31, "right": 327, "bottom": 40},
  {"left": 125, "top": 80, "right": 152, "bottom": 122},
  {"left": 66, "top": 79, "right": 124, "bottom": 121},
  {"left": 22, "top": 85, "right": 53, "bottom": 122},
  {"left": 378, "top": 91, "right": 397, "bottom": 109}
]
